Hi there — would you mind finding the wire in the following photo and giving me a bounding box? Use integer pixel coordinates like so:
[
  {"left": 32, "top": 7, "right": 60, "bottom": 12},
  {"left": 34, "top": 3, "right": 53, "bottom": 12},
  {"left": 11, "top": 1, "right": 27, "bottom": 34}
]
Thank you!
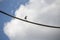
[{"left": 0, "top": 11, "right": 60, "bottom": 29}]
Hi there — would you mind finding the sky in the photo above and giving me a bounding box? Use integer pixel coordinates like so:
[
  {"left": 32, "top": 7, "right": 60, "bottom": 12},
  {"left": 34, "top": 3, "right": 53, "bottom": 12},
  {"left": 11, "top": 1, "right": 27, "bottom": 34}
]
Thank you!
[
  {"left": 0, "top": 0, "right": 28, "bottom": 40},
  {"left": 0, "top": 0, "right": 60, "bottom": 40}
]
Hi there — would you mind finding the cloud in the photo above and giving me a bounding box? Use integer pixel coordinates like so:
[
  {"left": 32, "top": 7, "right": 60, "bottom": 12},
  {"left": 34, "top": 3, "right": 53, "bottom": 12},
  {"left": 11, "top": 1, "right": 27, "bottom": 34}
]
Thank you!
[{"left": 4, "top": 0, "right": 60, "bottom": 40}]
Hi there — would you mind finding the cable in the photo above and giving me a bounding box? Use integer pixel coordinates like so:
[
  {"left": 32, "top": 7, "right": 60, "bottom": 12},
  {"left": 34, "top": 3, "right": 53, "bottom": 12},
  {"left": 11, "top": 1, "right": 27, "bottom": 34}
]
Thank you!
[{"left": 0, "top": 11, "right": 60, "bottom": 29}]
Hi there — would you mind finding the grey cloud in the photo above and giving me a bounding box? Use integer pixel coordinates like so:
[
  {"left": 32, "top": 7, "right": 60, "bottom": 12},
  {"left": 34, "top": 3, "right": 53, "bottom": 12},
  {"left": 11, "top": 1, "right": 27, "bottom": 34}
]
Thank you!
[{"left": 4, "top": 0, "right": 60, "bottom": 40}]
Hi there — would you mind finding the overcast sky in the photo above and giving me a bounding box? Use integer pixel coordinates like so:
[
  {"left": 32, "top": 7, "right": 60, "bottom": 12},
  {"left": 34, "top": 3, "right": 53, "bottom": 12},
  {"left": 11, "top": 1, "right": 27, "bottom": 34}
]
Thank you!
[{"left": 0, "top": 0, "right": 60, "bottom": 40}]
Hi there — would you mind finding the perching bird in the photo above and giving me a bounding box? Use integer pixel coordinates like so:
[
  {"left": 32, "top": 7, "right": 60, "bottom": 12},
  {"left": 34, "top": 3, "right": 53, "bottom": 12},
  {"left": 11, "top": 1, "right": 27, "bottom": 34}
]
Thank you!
[{"left": 24, "top": 16, "right": 27, "bottom": 19}]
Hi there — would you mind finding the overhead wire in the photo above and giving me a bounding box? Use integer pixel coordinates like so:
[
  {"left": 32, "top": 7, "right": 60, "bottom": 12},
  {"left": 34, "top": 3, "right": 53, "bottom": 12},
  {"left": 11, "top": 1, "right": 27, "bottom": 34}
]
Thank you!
[{"left": 0, "top": 11, "right": 60, "bottom": 29}]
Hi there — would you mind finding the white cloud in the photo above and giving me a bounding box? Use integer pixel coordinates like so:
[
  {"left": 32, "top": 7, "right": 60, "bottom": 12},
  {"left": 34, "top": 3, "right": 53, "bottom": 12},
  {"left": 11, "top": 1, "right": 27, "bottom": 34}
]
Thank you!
[{"left": 4, "top": 0, "right": 60, "bottom": 40}]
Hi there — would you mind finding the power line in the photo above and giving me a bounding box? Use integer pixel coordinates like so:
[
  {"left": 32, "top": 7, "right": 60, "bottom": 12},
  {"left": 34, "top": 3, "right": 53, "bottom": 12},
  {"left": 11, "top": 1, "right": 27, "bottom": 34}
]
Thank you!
[{"left": 0, "top": 11, "right": 60, "bottom": 29}]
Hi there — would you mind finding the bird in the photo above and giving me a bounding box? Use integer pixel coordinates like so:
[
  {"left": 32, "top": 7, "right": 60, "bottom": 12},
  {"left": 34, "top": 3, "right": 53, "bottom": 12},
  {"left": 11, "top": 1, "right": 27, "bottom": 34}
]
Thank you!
[{"left": 24, "top": 16, "right": 27, "bottom": 20}]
